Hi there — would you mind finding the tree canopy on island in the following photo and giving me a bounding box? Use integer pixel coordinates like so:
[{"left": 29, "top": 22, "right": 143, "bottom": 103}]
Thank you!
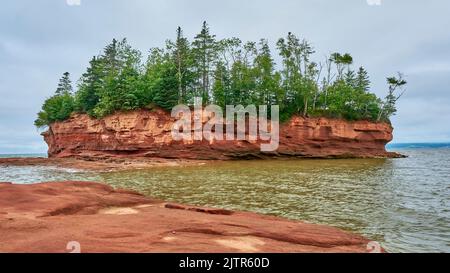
[{"left": 35, "top": 22, "right": 407, "bottom": 128}]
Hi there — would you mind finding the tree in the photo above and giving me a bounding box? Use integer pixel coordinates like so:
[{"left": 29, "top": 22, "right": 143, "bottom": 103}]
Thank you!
[
  {"left": 227, "top": 42, "right": 257, "bottom": 106},
  {"left": 320, "top": 55, "right": 336, "bottom": 109},
  {"left": 277, "top": 33, "right": 317, "bottom": 116},
  {"left": 377, "top": 73, "right": 407, "bottom": 121},
  {"left": 168, "top": 27, "right": 193, "bottom": 104},
  {"left": 341, "top": 53, "right": 353, "bottom": 72},
  {"left": 152, "top": 62, "right": 179, "bottom": 110},
  {"left": 355, "top": 67, "right": 370, "bottom": 92},
  {"left": 212, "top": 60, "right": 230, "bottom": 108},
  {"left": 35, "top": 73, "right": 75, "bottom": 128},
  {"left": 91, "top": 38, "right": 143, "bottom": 117},
  {"left": 345, "top": 69, "right": 356, "bottom": 88},
  {"left": 331, "top": 53, "right": 353, "bottom": 80},
  {"left": 143, "top": 48, "right": 179, "bottom": 110},
  {"left": 192, "top": 21, "right": 217, "bottom": 103},
  {"left": 75, "top": 57, "right": 102, "bottom": 115},
  {"left": 254, "top": 39, "right": 280, "bottom": 106},
  {"left": 277, "top": 33, "right": 298, "bottom": 114},
  {"left": 55, "top": 72, "right": 73, "bottom": 95},
  {"left": 34, "top": 93, "right": 74, "bottom": 128}
]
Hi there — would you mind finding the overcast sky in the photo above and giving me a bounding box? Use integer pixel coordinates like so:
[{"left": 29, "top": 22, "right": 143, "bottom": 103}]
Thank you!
[{"left": 1, "top": 0, "right": 449, "bottom": 154}]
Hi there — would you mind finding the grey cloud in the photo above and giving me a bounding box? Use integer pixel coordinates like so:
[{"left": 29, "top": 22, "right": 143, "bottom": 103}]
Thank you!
[{"left": 0, "top": 0, "right": 449, "bottom": 153}]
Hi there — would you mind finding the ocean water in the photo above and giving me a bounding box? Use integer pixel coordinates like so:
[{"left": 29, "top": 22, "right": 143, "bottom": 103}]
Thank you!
[
  {"left": 0, "top": 146, "right": 449, "bottom": 253},
  {"left": 0, "top": 153, "right": 47, "bottom": 158}
]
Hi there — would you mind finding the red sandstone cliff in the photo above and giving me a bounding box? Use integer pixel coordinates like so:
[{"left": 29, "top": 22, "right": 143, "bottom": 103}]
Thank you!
[{"left": 42, "top": 109, "right": 398, "bottom": 159}]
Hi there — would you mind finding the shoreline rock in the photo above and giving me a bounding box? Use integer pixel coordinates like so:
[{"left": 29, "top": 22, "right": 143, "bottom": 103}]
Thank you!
[
  {"left": 42, "top": 109, "right": 401, "bottom": 160},
  {"left": 0, "top": 181, "right": 380, "bottom": 253}
]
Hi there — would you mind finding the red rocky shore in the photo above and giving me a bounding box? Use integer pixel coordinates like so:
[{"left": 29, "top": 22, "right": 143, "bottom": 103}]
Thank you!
[{"left": 0, "top": 181, "right": 380, "bottom": 253}]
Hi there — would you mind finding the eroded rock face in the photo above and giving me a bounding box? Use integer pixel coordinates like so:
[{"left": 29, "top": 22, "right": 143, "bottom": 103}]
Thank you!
[
  {"left": 0, "top": 181, "right": 377, "bottom": 253},
  {"left": 42, "top": 109, "right": 397, "bottom": 159}
]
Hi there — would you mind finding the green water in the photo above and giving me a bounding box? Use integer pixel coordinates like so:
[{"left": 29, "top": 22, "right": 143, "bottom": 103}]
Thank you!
[{"left": 1, "top": 148, "right": 449, "bottom": 253}]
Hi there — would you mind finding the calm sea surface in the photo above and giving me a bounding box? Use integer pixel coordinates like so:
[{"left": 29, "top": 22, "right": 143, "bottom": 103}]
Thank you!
[{"left": 1, "top": 145, "right": 449, "bottom": 253}]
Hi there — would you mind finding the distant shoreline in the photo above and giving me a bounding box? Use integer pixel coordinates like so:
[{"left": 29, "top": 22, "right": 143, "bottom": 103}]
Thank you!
[{"left": 387, "top": 142, "right": 450, "bottom": 149}]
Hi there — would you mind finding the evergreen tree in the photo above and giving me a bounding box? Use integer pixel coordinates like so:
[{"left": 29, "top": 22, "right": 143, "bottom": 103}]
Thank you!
[
  {"left": 356, "top": 67, "right": 370, "bottom": 92},
  {"left": 345, "top": 69, "right": 357, "bottom": 88},
  {"left": 192, "top": 21, "right": 217, "bottom": 103},
  {"left": 75, "top": 57, "right": 102, "bottom": 115},
  {"left": 168, "top": 27, "right": 193, "bottom": 104},
  {"left": 35, "top": 73, "right": 75, "bottom": 128},
  {"left": 212, "top": 60, "right": 229, "bottom": 108},
  {"left": 55, "top": 72, "right": 73, "bottom": 95},
  {"left": 92, "top": 38, "right": 143, "bottom": 117},
  {"left": 254, "top": 39, "right": 279, "bottom": 106},
  {"left": 152, "top": 62, "right": 179, "bottom": 110},
  {"left": 143, "top": 48, "right": 179, "bottom": 110}
]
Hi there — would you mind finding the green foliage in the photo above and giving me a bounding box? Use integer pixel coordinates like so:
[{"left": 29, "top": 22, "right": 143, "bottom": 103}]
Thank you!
[
  {"left": 151, "top": 61, "right": 179, "bottom": 110},
  {"left": 192, "top": 21, "right": 217, "bottom": 103},
  {"left": 36, "top": 23, "right": 406, "bottom": 128},
  {"left": 168, "top": 26, "right": 195, "bottom": 104},
  {"left": 35, "top": 73, "right": 75, "bottom": 128},
  {"left": 356, "top": 67, "right": 370, "bottom": 92},
  {"left": 91, "top": 38, "right": 143, "bottom": 118},
  {"left": 74, "top": 57, "right": 102, "bottom": 116},
  {"left": 377, "top": 73, "right": 408, "bottom": 122},
  {"left": 55, "top": 72, "right": 73, "bottom": 96},
  {"left": 212, "top": 61, "right": 229, "bottom": 108}
]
